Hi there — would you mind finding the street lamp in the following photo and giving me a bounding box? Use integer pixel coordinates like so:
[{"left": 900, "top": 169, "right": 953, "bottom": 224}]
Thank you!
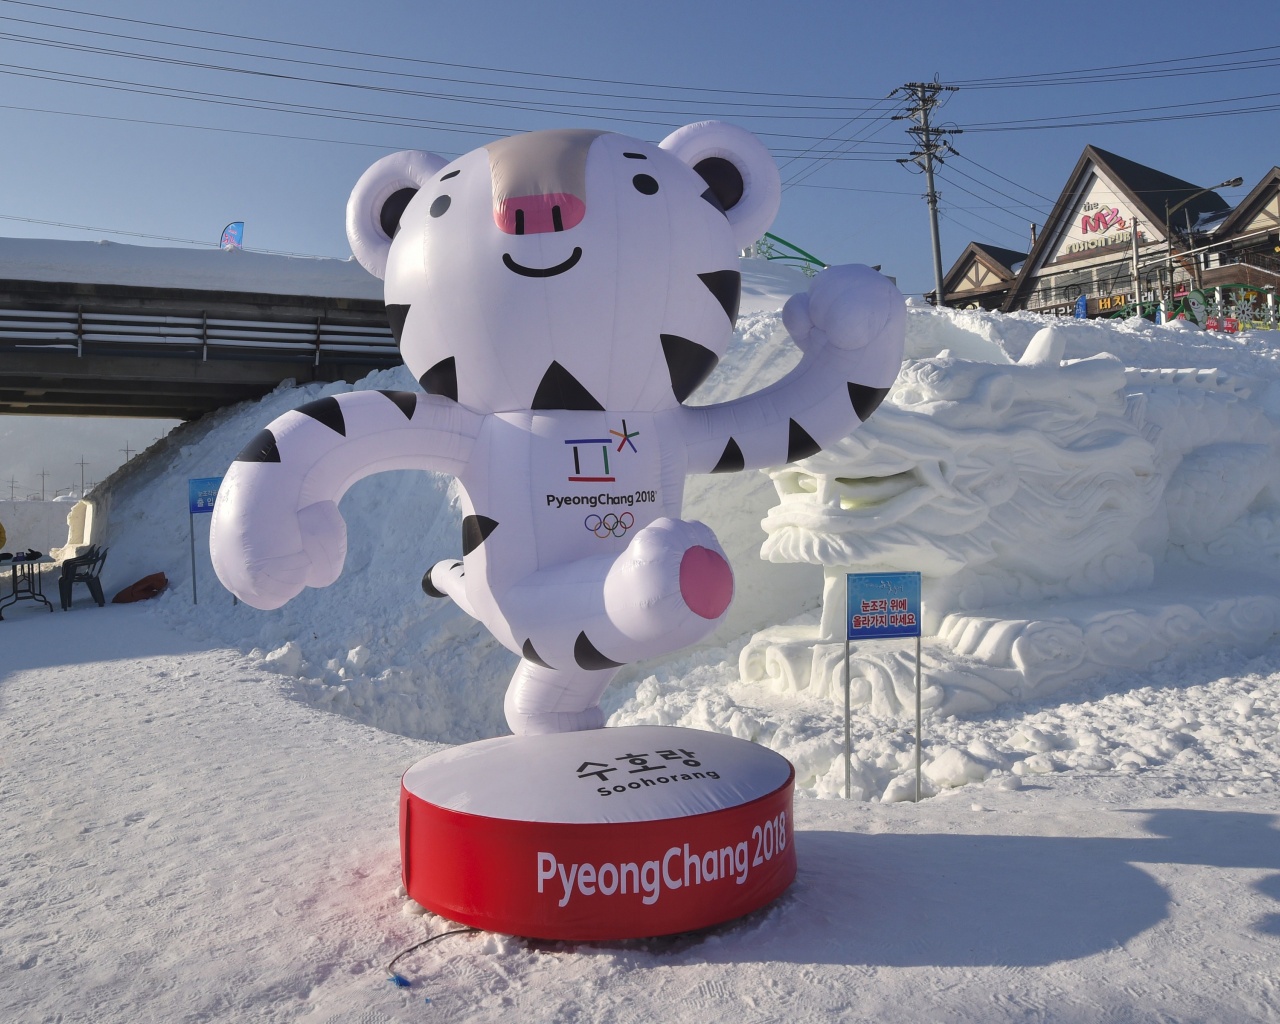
[{"left": 1164, "top": 176, "right": 1243, "bottom": 320}]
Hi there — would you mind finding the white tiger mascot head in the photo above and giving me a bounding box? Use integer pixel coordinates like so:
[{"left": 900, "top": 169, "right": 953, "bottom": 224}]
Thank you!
[{"left": 345, "top": 122, "right": 781, "bottom": 415}]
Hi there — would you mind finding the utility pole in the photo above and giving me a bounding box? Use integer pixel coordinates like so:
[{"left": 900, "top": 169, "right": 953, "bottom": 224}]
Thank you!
[
  {"left": 120, "top": 442, "right": 135, "bottom": 462},
  {"left": 38, "top": 468, "right": 50, "bottom": 501},
  {"left": 1131, "top": 217, "right": 1142, "bottom": 315},
  {"left": 894, "top": 80, "right": 959, "bottom": 306},
  {"left": 76, "top": 456, "right": 90, "bottom": 496}
]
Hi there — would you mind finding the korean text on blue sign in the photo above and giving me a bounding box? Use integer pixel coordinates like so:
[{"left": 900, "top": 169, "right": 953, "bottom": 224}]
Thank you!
[
  {"left": 846, "top": 572, "right": 921, "bottom": 640},
  {"left": 188, "top": 477, "right": 223, "bottom": 515}
]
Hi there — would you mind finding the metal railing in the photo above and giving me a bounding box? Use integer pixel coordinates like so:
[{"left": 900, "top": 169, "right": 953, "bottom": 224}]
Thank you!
[{"left": 0, "top": 306, "right": 399, "bottom": 365}]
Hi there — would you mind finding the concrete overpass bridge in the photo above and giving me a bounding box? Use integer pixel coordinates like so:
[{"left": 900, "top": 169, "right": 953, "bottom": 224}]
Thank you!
[{"left": 0, "top": 238, "right": 400, "bottom": 420}]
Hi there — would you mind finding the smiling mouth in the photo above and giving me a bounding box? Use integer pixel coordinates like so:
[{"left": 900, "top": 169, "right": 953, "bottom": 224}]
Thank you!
[{"left": 503, "top": 247, "right": 583, "bottom": 278}]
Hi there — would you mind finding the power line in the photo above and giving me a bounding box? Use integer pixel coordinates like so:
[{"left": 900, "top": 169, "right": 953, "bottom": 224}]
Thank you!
[
  {"left": 937, "top": 207, "right": 1030, "bottom": 253},
  {"left": 0, "top": 0, "right": 885, "bottom": 102},
  {"left": 940, "top": 163, "right": 1051, "bottom": 215},
  {"left": 959, "top": 89, "right": 1280, "bottom": 131},
  {"left": 951, "top": 152, "right": 1056, "bottom": 204},
  {"left": 0, "top": 100, "right": 426, "bottom": 151},
  {"left": 0, "top": 24, "right": 888, "bottom": 121},
  {"left": 781, "top": 99, "right": 899, "bottom": 189},
  {"left": 785, "top": 183, "right": 928, "bottom": 196},
  {"left": 954, "top": 46, "right": 1280, "bottom": 89},
  {"left": 961, "top": 99, "right": 1280, "bottom": 133},
  {"left": 933, "top": 170, "right": 1041, "bottom": 232},
  {"left": 0, "top": 211, "right": 337, "bottom": 257},
  {"left": 0, "top": 60, "right": 911, "bottom": 149}
]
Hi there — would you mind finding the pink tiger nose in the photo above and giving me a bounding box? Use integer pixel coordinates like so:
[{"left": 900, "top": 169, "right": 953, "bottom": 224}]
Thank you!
[{"left": 494, "top": 193, "right": 586, "bottom": 235}]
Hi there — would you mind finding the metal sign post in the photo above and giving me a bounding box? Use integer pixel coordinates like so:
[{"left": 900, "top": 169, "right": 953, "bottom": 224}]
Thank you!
[
  {"left": 845, "top": 572, "right": 924, "bottom": 800},
  {"left": 187, "top": 477, "right": 223, "bottom": 604}
]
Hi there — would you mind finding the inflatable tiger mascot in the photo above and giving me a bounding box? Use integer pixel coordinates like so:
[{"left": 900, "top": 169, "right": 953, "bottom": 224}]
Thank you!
[{"left": 210, "top": 121, "right": 905, "bottom": 735}]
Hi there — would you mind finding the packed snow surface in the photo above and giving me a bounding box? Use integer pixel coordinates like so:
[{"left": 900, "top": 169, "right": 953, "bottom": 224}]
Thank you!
[{"left": 2, "top": 259, "right": 1279, "bottom": 1022}]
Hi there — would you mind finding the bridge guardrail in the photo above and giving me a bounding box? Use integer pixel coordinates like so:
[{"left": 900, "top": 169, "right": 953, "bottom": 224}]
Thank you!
[{"left": 0, "top": 306, "right": 400, "bottom": 365}]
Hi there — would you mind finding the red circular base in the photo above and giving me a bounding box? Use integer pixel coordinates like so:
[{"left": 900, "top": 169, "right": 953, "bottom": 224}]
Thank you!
[{"left": 400, "top": 725, "right": 796, "bottom": 940}]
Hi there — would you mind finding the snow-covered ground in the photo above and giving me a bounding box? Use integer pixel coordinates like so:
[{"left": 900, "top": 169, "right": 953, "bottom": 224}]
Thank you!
[{"left": 2, "top": 259, "right": 1279, "bottom": 1022}]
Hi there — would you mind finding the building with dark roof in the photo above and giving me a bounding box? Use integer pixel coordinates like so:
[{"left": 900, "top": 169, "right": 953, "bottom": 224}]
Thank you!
[
  {"left": 937, "top": 242, "right": 1027, "bottom": 310},
  {"left": 940, "top": 145, "right": 1280, "bottom": 324}
]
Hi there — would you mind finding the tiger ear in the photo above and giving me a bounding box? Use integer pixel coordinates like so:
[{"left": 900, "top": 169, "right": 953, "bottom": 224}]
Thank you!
[
  {"left": 659, "top": 121, "right": 781, "bottom": 250},
  {"left": 346, "top": 150, "right": 449, "bottom": 278}
]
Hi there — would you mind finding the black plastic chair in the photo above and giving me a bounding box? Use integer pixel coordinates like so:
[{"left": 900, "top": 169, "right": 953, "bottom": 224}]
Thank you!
[{"left": 59, "top": 546, "right": 108, "bottom": 610}]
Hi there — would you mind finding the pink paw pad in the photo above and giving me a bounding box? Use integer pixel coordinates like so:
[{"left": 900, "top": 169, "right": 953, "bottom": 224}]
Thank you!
[{"left": 679, "top": 546, "right": 734, "bottom": 620}]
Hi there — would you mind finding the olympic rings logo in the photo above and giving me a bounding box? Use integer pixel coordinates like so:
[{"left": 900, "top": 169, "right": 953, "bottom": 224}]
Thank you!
[{"left": 585, "top": 512, "right": 634, "bottom": 538}]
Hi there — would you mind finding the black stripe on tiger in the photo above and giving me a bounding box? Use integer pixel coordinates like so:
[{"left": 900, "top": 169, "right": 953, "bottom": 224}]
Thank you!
[
  {"left": 461, "top": 514, "right": 499, "bottom": 556},
  {"left": 661, "top": 333, "right": 719, "bottom": 403},
  {"left": 234, "top": 428, "right": 280, "bottom": 463},
  {"left": 386, "top": 303, "right": 411, "bottom": 345},
  {"left": 849, "top": 383, "right": 891, "bottom": 422},
  {"left": 522, "top": 639, "right": 553, "bottom": 669},
  {"left": 418, "top": 357, "right": 458, "bottom": 402},
  {"left": 378, "top": 390, "right": 418, "bottom": 420},
  {"left": 711, "top": 437, "right": 745, "bottom": 474},
  {"left": 296, "top": 396, "right": 346, "bottom": 436},
  {"left": 574, "top": 632, "right": 624, "bottom": 671},
  {"left": 786, "top": 419, "right": 821, "bottom": 463},
  {"left": 531, "top": 361, "right": 604, "bottom": 411},
  {"left": 698, "top": 270, "right": 741, "bottom": 324}
]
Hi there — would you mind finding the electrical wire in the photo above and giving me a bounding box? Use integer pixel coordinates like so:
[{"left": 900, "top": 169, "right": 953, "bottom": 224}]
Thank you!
[
  {"left": 0, "top": 24, "right": 887, "bottom": 121},
  {"left": 954, "top": 46, "right": 1280, "bottom": 89},
  {"left": 937, "top": 206, "right": 1031, "bottom": 252},
  {"left": 933, "top": 170, "right": 1041, "bottom": 233},
  {"left": 0, "top": 0, "right": 885, "bottom": 102},
  {"left": 964, "top": 101, "right": 1280, "bottom": 133},
  {"left": 784, "top": 182, "right": 926, "bottom": 196},
  {"left": 782, "top": 101, "right": 899, "bottom": 189},
  {"left": 385, "top": 927, "right": 480, "bottom": 988},
  {"left": 951, "top": 152, "right": 1056, "bottom": 204},
  {"left": 940, "top": 163, "right": 1051, "bottom": 215},
  {"left": 0, "top": 211, "right": 339, "bottom": 258},
  {"left": 0, "top": 100, "right": 424, "bottom": 152},
  {"left": 0, "top": 60, "right": 909, "bottom": 150},
  {"left": 959, "top": 90, "right": 1280, "bottom": 133}
]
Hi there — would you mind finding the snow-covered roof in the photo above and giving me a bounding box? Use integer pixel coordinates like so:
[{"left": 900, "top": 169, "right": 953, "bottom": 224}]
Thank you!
[{"left": 0, "top": 237, "right": 384, "bottom": 300}]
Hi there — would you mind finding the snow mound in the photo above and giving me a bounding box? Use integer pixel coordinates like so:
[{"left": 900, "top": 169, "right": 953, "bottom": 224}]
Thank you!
[{"left": 77, "top": 259, "right": 1280, "bottom": 802}]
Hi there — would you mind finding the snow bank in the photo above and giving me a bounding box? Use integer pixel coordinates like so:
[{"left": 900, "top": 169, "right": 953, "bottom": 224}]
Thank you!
[
  {"left": 0, "top": 236, "right": 383, "bottom": 299},
  {"left": 0, "top": 497, "right": 73, "bottom": 554},
  {"left": 74, "top": 258, "right": 1280, "bottom": 803}
]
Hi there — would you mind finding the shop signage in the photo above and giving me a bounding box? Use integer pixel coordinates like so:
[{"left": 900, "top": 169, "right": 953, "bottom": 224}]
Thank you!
[
  {"left": 1080, "top": 205, "right": 1126, "bottom": 235},
  {"left": 1052, "top": 175, "right": 1149, "bottom": 265}
]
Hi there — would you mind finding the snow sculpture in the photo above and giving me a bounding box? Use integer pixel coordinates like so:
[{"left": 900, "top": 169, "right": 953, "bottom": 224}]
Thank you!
[
  {"left": 743, "top": 323, "right": 1280, "bottom": 716},
  {"left": 210, "top": 122, "right": 905, "bottom": 735}
]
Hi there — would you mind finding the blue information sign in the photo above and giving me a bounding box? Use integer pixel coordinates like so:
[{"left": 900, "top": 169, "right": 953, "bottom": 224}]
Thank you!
[
  {"left": 1074, "top": 294, "right": 1088, "bottom": 319},
  {"left": 188, "top": 477, "right": 223, "bottom": 515},
  {"left": 846, "top": 571, "right": 921, "bottom": 640}
]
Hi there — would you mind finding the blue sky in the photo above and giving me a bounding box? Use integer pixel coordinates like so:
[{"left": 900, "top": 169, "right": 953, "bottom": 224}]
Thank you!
[{"left": 2, "top": 0, "right": 1278, "bottom": 499}]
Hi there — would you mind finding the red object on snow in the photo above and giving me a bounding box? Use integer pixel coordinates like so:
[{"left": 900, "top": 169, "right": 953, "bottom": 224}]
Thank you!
[
  {"left": 112, "top": 572, "right": 168, "bottom": 604},
  {"left": 399, "top": 725, "right": 796, "bottom": 940}
]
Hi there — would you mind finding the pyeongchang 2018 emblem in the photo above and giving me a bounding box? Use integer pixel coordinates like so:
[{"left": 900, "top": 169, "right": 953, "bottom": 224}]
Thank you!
[{"left": 564, "top": 420, "right": 640, "bottom": 482}]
